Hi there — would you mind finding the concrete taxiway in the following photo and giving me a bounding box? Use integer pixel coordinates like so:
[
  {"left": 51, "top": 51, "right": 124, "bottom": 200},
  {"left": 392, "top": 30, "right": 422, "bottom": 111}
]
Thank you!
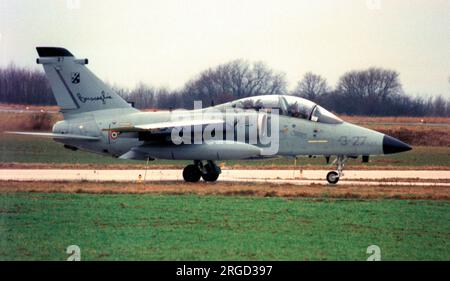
[{"left": 0, "top": 169, "right": 449, "bottom": 186}]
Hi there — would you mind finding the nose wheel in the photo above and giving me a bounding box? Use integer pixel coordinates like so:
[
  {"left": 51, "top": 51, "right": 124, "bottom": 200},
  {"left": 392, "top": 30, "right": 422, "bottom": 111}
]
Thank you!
[
  {"left": 326, "top": 171, "right": 339, "bottom": 184},
  {"left": 182, "top": 160, "right": 221, "bottom": 182},
  {"left": 326, "top": 155, "right": 347, "bottom": 184}
]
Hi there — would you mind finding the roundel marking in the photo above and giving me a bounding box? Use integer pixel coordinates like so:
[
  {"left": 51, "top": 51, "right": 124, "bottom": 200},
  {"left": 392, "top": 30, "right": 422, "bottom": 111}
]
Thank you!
[{"left": 110, "top": 130, "right": 119, "bottom": 140}]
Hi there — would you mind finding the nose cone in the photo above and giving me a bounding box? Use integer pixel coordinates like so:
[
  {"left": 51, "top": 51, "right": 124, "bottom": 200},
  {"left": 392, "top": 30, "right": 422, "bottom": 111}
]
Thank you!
[{"left": 383, "top": 135, "right": 412, "bottom": 154}]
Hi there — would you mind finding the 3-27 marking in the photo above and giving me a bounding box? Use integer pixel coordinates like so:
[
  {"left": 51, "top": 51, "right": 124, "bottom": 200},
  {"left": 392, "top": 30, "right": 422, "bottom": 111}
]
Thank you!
[{"left": 339, "top": 136, "right": 367, "bottom": 146}]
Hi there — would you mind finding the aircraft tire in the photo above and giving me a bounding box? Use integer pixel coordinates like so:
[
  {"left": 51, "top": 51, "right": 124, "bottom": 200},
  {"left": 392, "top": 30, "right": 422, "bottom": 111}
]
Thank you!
[
  {"left": 201, "top": 163, "right": 220, "bottom": 182},
  {"left": 326, "top": 171, "right": 339, "bottom": 184},
  {"left": 201, "top": 172, "right": 219, "bottom": 182},
  {"left": 183, "top": 164, "right": 201, "bottom": 182}
]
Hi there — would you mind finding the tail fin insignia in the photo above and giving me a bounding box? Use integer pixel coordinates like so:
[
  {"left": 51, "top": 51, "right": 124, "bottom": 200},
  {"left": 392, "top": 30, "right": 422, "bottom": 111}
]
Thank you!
[{"left": 36, "top": 47, "right": 135, "bottom": 117}]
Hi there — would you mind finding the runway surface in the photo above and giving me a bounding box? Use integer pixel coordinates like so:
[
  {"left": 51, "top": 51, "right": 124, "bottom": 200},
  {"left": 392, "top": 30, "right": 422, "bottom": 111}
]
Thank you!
[{"left": 1, "top": 169, "right": 449, "bottom": 186}]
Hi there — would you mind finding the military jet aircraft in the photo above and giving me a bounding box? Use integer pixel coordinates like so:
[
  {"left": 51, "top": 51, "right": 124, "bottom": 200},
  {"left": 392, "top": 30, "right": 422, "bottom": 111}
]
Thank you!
[{"left": 8, "top": 47, "right": 412, "bottom": 184}]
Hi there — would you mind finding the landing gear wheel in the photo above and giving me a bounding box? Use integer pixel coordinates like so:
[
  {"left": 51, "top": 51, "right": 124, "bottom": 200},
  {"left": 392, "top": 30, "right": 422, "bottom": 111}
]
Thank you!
[
  {"left": 183, "top": 164, "right": 201, "bottom": 182},
  {"left": 201, "top": 163, "right": 220, "bottom": 182},
  {"left": 202, "top": 173, "right": 219, "bottom": 182},
  {"left": 326, "top": 171, "right": 339, "bottom": 184}
]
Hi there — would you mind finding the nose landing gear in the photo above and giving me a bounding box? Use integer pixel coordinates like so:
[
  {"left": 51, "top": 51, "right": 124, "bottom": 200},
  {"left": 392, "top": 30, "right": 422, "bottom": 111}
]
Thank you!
[
  {"left": 326, "top": 155, "right": 347, "bottom": 184},
  {"left": 182, "top": 160, "right": 221, "bottom": 182},
  {"left": 326, "top": 171, "right": 339, "bottom": 184}
]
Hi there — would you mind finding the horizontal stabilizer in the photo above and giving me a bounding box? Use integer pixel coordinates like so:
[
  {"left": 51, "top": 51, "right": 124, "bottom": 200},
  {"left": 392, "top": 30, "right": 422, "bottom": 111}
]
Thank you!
[{"left": 5, "top": 131, "right": 100, "bottom": 141}]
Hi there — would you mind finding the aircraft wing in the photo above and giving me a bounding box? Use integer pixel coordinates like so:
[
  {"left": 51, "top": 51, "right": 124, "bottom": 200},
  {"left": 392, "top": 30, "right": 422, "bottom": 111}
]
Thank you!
[
  {"left": 5, "top": 131, "right": 100, "bottom": 140},
  {"left": 110, "top": 119, "right": 226, "bottom": 133}
]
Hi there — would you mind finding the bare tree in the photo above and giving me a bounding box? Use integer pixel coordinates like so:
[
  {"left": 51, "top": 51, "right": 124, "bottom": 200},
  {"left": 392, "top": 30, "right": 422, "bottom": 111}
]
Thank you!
[
  {"left": 181, "top": 60, "right": 287, "bottom": 108},
  {"left": 336, "top": 67, "right": 403, "bottom": 115},
  {"left": 0, "top": 64, "right": 55, "bottom": 105},
  {"left": 291, "top": 72, "right": 330, "bottom": 101},
  {"left": 432, "top": 95, "right": 447, "bottom": 116},
  {"left": 119, "top": 83, "right": 156, "bottom": 109}
]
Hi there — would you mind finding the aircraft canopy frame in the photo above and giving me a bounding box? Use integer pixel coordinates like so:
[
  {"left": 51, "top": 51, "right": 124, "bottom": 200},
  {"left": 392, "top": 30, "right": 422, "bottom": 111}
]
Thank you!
[{"left": 219, "top": 95, "right": 342, "bottom": 124}]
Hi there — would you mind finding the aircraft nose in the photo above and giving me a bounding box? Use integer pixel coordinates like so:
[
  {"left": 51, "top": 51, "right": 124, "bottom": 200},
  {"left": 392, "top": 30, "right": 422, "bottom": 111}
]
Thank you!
[{"left": 382, "top": 135, "right": 412, "bottom": 154}]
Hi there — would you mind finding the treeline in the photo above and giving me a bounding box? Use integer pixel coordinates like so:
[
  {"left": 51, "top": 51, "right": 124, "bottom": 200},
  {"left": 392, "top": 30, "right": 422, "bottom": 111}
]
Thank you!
[
  {"left": 0, "top": 62, "right": 449, "bottom": 116},
  {"left": 114, "top": 59, "right": 286, "bottom": 110},
  {"left": 0, "top": 64, "right": 54, "bottom": 105},
  {"left": 293, "top": 70, "right": 450, "bottom": 116}
]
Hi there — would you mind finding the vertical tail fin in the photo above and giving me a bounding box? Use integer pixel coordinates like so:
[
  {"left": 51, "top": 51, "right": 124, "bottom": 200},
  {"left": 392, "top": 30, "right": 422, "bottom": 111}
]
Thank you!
[{"left": 36, "top": 47, "right": 136, "bottom": 117}]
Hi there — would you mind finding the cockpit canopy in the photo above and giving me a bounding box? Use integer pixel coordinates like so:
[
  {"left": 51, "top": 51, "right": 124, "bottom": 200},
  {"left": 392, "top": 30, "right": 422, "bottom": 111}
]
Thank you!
[{"left": 218, "top": 95, "right": 342, "bottom": 124}]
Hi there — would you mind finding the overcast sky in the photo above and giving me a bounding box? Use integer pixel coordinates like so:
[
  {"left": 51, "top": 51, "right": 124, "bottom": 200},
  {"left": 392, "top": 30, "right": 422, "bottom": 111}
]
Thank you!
[{"left": 1, "top": 0, "right": 449, "bottom": 96}]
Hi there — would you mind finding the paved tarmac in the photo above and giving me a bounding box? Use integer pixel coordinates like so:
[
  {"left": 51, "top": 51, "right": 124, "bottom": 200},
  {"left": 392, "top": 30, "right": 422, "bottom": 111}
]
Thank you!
[{"left": 1, "top": 169, "right": 449, "bottom": 186}]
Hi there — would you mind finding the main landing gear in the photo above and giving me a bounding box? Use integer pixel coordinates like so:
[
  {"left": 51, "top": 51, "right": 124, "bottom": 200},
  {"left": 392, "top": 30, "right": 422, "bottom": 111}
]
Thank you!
[
  {"left": 326, "top": 155, "right": 348, "bottom": 184},
  {"left": 182, "top": 160, "right": 221, "bottom": 182}
]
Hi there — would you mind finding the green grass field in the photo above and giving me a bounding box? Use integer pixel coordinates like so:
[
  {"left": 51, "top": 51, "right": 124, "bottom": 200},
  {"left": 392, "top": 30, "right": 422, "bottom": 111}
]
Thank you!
[
  {"left": 0, "top": 193, "right": 448, "bottom": 260},
  {"left": 1, "top": 134, "right": 449, "bottom": 167}
]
